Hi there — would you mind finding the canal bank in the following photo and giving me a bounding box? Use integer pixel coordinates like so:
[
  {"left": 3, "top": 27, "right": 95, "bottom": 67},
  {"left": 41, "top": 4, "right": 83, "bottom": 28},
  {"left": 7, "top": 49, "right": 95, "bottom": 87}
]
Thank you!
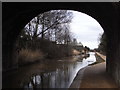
[
  {"left": 3, "top": 52, "right": 96, "bottom": 88},
  {"left": 70, "top": 52, "right": 118, "bottom": 88}
]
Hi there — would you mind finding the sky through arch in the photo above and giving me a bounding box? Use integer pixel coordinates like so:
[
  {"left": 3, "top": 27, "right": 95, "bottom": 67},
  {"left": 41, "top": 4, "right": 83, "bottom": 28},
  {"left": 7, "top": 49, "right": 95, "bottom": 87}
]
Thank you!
[{"left": 69, "top": 10, "right": 104, "bottom": 49}]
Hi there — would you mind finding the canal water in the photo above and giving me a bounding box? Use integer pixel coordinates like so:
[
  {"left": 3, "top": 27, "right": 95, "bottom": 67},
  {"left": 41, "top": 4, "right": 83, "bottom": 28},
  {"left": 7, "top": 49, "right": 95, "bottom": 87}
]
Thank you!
[{"left": 3, "top": 52, "right": 96, "bottom": 88}]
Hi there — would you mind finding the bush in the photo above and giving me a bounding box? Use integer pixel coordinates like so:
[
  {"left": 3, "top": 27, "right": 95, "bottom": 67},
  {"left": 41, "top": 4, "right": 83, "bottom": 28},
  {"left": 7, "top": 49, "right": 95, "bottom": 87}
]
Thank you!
[
  {"left": 18, "top": 49, "right": 44, "bottom": 65},
  {"left": 16, "top": 38, "right": 73, "bottom": 63}
]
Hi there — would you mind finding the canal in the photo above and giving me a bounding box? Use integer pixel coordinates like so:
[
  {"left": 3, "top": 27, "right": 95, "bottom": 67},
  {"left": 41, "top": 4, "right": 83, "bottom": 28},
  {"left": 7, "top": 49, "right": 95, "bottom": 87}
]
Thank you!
[{"left": 3, "top": 52, "right": 96, "bottom": 88}]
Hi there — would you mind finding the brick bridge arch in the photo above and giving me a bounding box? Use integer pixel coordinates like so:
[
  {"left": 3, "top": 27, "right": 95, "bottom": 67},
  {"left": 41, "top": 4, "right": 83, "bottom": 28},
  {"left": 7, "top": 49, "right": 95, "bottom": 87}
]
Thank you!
[{"left": 3, "top": 2, "right": 120, "bottom": 86}]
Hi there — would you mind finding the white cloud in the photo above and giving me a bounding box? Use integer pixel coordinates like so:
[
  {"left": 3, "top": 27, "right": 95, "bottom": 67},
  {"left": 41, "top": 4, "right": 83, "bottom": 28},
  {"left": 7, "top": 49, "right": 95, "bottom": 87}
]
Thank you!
[{"left": 69, "top": 11, "right": 104, "bottom": 49}]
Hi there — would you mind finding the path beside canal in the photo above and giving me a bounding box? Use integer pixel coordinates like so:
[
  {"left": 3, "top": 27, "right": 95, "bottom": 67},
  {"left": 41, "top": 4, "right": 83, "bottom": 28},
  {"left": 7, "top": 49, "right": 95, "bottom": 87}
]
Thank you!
[
  {"left": 95, "top": 52, "right": 106, "bottom": 61},
  {"left": 80, "top": 62, "right": 118, "bottom": 88},
  {"left": 70, "top": 52, "right": 118, "bottom": 88},
  {"left": 80, "top": 52, "right": 118, "bottom": 88}
]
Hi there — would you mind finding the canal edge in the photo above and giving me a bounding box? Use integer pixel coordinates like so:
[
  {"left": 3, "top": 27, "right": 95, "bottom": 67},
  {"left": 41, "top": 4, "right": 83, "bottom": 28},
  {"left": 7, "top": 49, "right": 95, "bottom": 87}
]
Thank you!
[{"left": 69, "top": 67, "right": 87, "bottom": 89}]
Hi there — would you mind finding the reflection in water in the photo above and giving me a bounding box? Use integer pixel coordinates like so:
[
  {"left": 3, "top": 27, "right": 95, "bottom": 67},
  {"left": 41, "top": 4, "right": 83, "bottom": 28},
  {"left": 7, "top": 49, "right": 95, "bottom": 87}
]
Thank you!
[
  {"left": 23, "top": 52, "right": 95, "bottom": 89},
  {"left": 3, "top": 52, "right": 96, "bottom": 88}
]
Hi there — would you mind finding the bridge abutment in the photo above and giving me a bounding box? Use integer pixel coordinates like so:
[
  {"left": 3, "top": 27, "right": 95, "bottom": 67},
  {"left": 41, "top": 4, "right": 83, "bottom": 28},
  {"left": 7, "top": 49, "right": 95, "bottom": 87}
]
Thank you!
[{"left": 2, "top": 2, "right": 120, "bottom": 87}]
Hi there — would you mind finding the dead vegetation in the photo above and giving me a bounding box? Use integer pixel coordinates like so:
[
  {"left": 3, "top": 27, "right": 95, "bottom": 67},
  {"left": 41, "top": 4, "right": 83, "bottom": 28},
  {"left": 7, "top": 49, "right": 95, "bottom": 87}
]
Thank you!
[{"left": 18, "top": 49, "right": 44, "bottom": 65}]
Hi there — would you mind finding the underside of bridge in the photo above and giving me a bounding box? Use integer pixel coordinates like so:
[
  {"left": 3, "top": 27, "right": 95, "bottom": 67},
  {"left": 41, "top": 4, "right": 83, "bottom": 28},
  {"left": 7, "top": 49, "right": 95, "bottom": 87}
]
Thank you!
[{"left": 2, "top": 2, "right": 120, "bottom": 86}]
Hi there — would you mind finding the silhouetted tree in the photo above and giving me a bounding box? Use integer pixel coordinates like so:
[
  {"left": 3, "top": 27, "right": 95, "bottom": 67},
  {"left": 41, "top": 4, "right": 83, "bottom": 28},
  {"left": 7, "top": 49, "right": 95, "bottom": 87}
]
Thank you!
[
  {"left": 24, "top": 10, "right": 73, "bottom": 42},
  {"left": 84, "top": 46, "right": 90, "bottom": 51},
  {"left": 98, "top": 33, "right": 107, "bottom": 55},
  {"left": 16, "top": 10, "right": 74, "bottom": 59}
]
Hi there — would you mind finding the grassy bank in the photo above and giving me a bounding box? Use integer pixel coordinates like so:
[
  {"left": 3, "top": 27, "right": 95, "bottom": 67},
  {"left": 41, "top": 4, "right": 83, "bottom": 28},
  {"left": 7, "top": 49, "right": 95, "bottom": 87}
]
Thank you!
[
  {"left": 16, "top": 39, "right": 74, "bottom": 66},
  {"left": 89, "top": 53, "right": 105, "bottom": 66},
  {"left": 18, "top": 49, "right": 44, "bottom": 66}
]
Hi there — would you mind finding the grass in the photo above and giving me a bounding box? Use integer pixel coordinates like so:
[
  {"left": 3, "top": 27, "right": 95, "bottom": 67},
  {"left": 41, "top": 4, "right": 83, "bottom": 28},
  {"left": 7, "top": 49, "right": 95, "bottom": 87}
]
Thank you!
[
  {"left": 72, "top": 49, "right": 80, "bottom": 55},
  {"left": 89, "top": 53, "right": 105, "bottom": 66},
  {"left": 18, "top": 49, "right": 44, "bottom": 66}
]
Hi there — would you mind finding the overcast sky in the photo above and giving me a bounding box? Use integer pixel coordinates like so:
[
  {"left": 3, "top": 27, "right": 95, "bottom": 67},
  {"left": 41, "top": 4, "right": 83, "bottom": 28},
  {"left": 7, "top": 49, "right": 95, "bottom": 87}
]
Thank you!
[{"left": 69, "top": 10, "right": 104, "bottom": 49}]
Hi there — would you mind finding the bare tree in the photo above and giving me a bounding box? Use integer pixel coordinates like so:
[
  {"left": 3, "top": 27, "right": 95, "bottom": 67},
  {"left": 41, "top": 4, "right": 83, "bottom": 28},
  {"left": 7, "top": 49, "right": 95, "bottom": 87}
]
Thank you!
[{"left": 23, "top": 10, "right": 73, "bottom": 42}]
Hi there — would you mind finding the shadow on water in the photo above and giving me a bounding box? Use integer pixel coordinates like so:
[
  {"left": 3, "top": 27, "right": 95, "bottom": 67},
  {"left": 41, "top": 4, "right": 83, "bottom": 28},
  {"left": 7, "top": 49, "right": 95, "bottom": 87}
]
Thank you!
[{"left": 3, "top": 52, "right": 96, "bottom": 88}]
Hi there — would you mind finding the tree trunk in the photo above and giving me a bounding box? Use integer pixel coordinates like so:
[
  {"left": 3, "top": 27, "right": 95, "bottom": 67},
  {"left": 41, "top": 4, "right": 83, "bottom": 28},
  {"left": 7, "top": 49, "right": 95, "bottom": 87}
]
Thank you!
[{"left": 41, "top": 14, "right": 45, "bottom": 39}]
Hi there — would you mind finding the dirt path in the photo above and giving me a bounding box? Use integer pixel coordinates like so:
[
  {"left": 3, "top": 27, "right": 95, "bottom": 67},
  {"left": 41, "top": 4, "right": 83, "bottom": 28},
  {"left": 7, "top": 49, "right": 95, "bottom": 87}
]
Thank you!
[
  {"left": 95, "top": 52, "right": 106, "bottom": 61},
  {"left": 80, "top": 53, "right": 118, "bottom": 88}
]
